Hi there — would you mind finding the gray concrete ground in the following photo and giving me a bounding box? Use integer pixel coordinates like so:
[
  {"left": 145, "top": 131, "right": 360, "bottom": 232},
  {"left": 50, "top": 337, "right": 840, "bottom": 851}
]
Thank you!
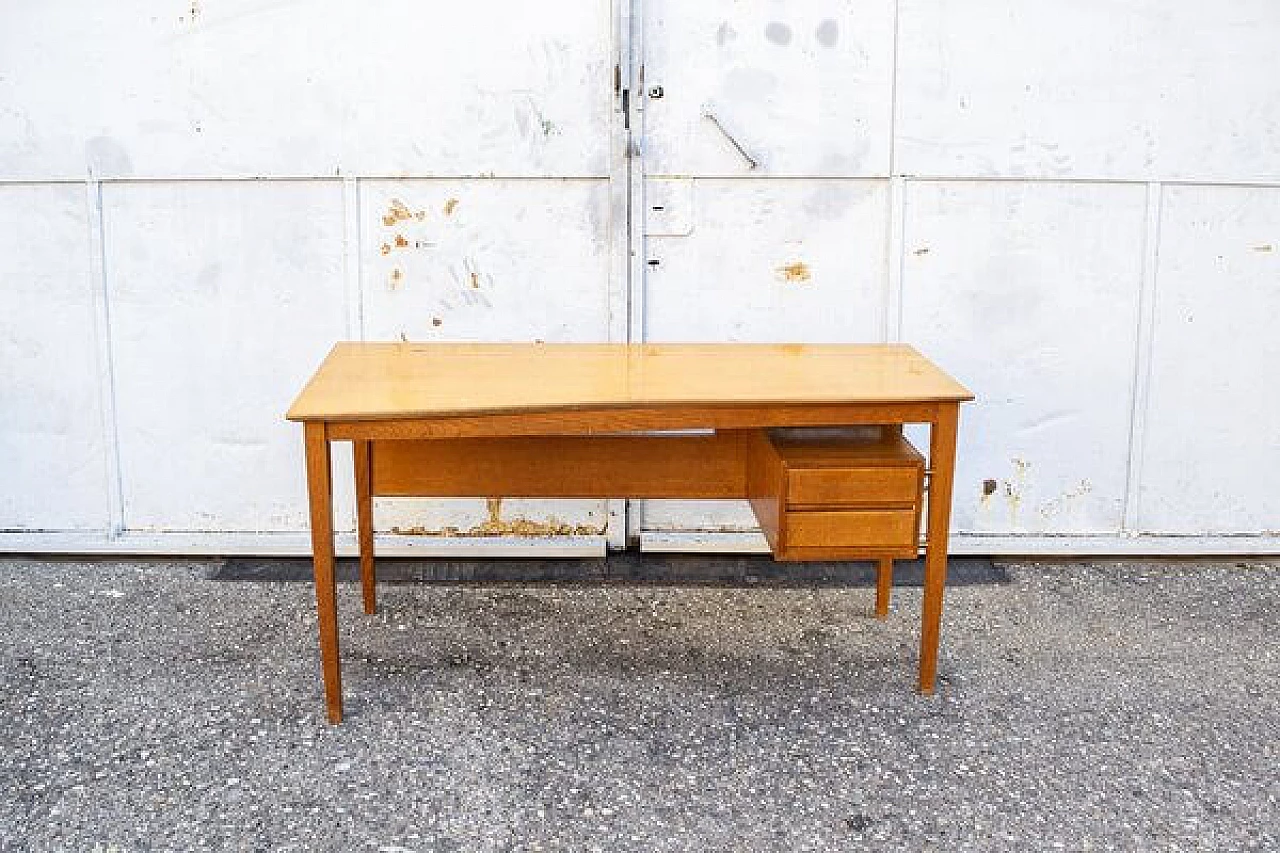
[{"left": 0, "top": 556, "right": 1277, "bottom": 852}]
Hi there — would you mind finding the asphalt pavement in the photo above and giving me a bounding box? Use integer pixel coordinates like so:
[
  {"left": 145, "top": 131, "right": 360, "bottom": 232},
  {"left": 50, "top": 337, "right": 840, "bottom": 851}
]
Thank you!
[{"left": 1, "top": 555, "right": 1276, "bottom": 852}]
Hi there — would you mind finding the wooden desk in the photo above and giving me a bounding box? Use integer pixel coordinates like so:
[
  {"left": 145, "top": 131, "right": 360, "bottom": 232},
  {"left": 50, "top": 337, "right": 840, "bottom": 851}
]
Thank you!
[{"left": 288, "top": 343, "right": 973, "bottom": 723}]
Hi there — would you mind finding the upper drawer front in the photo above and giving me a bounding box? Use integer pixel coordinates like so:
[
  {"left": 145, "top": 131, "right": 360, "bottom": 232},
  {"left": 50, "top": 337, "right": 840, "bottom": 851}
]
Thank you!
[{"left": 787, "top": 466, "right": 920, "bottom": 507}]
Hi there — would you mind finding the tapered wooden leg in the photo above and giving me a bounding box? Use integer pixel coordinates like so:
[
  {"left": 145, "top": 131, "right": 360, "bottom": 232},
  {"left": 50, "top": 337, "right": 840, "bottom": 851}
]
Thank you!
[
  {"left": 919, "top": 404, "right": 959, "bottom": 695},
  {"left": 304, "top": 422, "right": 343, "bottom": 724},
  {"left": 353, "top": 439, "right": 377, "bottom": 615},
  {"left": 875, "top": 557, "right": 893, "bottom": 619}
]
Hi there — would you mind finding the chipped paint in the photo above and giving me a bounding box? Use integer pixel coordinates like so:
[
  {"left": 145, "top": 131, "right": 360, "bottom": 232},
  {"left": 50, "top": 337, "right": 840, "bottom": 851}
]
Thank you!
[
  {"left": 777, "top": 261, "right": 811, "bottom": 283},
  {"left": 1039, "top": 480, "right": 1094, "bottom": 519}
]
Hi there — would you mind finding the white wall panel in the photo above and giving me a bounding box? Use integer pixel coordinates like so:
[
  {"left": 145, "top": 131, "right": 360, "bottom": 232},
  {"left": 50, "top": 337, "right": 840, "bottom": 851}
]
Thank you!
[
  {"left": 2, "top": 0, "right": 1277, "bottom": 555},
  {"left": 0, "top": 1, "right": 611, "bottom": 179},
  {"left": 360, "top": 180, "right": 613, "bottom": 343},
  {"left": 644, "top": 179, "right": 888, "bottom": 342},
  {"left": 896, "top": 0, "right": 1280, "bottom": 182},
  {"left": 0, "top": 184, "right": 110, "bottom": 530},
  {"left": 103, "top": 180, "right": 349, "bottom": 531},
  {"left": 900, "top": 181, "right": 1147, "bottom": 535},
  {"left": 359, "top": 178, "right": 614, "bottom": 536},
  {"left": 643, "top": 0, "right": 895, "bottom": 176},
  {"left": 1138, "top": 186, "right": 1280, "bottom": 534},
  {"left": 642, "top": 177, "right": 888, "bottom": 533}
]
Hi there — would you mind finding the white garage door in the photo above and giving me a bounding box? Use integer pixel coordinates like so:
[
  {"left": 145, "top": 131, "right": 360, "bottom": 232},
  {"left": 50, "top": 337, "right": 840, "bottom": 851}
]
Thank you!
[{"left": 2, "top": 0, "right": 1279, "bottom": 555}]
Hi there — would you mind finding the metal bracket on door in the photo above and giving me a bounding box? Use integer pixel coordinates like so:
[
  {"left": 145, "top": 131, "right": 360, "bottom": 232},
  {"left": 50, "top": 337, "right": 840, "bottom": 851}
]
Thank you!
[{"left": 702, "top": 108, "right": 759, "bottom": 170}]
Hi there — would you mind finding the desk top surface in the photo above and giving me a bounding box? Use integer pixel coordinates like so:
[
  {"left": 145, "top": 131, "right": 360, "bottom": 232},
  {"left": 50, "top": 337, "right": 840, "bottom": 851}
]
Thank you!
[{"left": 286, "top": 343, "right": 973, "bottom": 422}]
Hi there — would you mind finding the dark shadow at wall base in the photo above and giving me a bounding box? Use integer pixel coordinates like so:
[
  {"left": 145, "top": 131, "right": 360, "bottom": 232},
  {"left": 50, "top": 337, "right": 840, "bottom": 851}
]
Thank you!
[{"left": 211, "top": 552, "right": 1007, "bottom": 587}]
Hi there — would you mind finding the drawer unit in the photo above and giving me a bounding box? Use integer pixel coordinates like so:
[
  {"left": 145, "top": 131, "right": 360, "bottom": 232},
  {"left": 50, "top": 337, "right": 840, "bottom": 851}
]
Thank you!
[{"left": 747, "top": 427, "right": 925, "bottom": 560}]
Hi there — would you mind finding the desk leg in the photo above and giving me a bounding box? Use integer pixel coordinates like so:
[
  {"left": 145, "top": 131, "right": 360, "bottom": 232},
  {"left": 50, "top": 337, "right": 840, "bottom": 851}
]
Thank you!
[
  {"left": 354, "top": 440, "right": 377, "bottom": 615},
  {"left": 919, "top": 404, "right": 959, "bottom": 695},
  {"left": 875, "top": 557, "right": 893, "bottom": 619},
  {"left": 304, "top": 422, "right": 343, "bottom": 724}
]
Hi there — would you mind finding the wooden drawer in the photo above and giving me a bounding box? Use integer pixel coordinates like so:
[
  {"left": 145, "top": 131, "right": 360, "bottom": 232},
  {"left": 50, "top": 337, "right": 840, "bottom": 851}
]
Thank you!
[
  {"left": 746, "top": 427, "right": 925, "bottom": 561},
  {"left": 787, "top": 509, "right": 918, "bottom": 550},
  {"left": 788, "top": 466, "right": 920, "bottom": 507}
]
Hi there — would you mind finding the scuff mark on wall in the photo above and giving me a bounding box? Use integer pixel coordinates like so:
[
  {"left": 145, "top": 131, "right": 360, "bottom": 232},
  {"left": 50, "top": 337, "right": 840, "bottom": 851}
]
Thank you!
[
  {"left": 815, "top": 19, "right": 839, "bottom": 48},
  {"left": 765, "top": 22, "right": 793, "bottom": 46}
]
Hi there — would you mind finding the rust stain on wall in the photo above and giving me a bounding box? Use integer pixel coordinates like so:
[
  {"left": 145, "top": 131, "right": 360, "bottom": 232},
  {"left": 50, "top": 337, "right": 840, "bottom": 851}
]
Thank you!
[{"left": 778, "top": 262, "right": 811, "bottom": 283}]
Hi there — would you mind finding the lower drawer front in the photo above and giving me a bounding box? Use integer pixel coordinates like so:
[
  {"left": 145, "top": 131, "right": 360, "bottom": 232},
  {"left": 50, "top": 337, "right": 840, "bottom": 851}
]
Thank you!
[{"left": 787, "top": 509, "right": 917, "bottom": 549}]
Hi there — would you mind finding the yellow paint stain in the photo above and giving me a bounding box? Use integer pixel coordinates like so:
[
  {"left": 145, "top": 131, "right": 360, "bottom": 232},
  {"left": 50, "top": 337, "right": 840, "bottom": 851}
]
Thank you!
[
  {"left": 389, "top": 497, "right": 603, "bottom": 538},
  {"left": 444, "top": 198, "right": 460, "bottom": 216},
  {"left": 382, "top": 198, "right": 421, "bottom": 227},
  {"left": 778, "top": 261, "right": 811, "bottom": 283}
]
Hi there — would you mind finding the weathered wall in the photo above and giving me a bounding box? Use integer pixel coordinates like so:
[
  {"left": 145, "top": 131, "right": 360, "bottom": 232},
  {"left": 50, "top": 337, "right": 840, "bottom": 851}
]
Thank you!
[{"left": 1, "top": 0, "right": 1277, "bottom": 555}]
